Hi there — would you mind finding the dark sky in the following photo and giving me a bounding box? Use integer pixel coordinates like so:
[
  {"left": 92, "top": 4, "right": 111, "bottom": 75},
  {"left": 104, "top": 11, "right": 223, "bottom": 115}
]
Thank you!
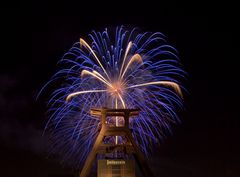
[{"left": 0, "top": 1, "right": 238, "bottom": 177}]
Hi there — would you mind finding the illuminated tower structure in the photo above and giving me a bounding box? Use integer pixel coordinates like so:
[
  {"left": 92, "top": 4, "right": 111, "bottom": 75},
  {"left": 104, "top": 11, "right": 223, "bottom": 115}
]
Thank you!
[{"left": 79, "top": 108, "right": 154, "bottom": 177}]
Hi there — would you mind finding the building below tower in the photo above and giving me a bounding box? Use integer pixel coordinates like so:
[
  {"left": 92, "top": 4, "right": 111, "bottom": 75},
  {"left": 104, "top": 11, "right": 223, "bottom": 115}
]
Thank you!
[{"left": 98, "top": 159, "right": 135, "bottom": 177}]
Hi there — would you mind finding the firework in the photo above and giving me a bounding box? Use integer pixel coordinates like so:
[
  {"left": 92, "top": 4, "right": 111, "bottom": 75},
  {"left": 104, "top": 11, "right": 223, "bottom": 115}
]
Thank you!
[{"left": 40, "top": 26, "right": 186, "bottom": 167}]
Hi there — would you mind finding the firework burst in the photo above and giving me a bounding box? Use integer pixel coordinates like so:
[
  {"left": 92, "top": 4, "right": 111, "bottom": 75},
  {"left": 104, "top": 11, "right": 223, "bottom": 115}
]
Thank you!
[{"left": 40, "top": 26, "right": 186, "bottom": 167}]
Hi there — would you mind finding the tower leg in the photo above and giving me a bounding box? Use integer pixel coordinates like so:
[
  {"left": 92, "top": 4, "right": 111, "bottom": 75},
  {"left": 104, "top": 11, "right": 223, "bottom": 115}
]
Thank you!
[
  {"left": 126, "top": 130, "right": 155, "bottom": 177},
  {"left": 79, "top": 130, "right": 105, "bottom": 177}
]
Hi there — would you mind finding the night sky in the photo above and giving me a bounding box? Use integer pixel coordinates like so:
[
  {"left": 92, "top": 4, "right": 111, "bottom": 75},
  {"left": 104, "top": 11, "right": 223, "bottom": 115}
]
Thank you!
[{"left": 0, "top": 1, "right": 238, "bottom": 177}]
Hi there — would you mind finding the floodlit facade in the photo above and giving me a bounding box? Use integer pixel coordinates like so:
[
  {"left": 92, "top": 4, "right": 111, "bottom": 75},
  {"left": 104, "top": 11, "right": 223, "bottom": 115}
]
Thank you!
[{"left": 98, "top": 160, "right": 135, "bottom": 177}]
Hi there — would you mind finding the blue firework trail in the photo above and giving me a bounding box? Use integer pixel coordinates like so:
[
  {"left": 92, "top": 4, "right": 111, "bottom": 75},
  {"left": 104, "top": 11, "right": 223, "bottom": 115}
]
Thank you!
[{"left": 40, "top": 26, "right": 186, "bottom": 167}]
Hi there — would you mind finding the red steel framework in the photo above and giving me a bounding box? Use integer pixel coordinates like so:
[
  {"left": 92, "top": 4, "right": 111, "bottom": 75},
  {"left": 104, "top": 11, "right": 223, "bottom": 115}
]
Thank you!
[{"left": 79, "top": 108, "right": 154, "bottom": 177}]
